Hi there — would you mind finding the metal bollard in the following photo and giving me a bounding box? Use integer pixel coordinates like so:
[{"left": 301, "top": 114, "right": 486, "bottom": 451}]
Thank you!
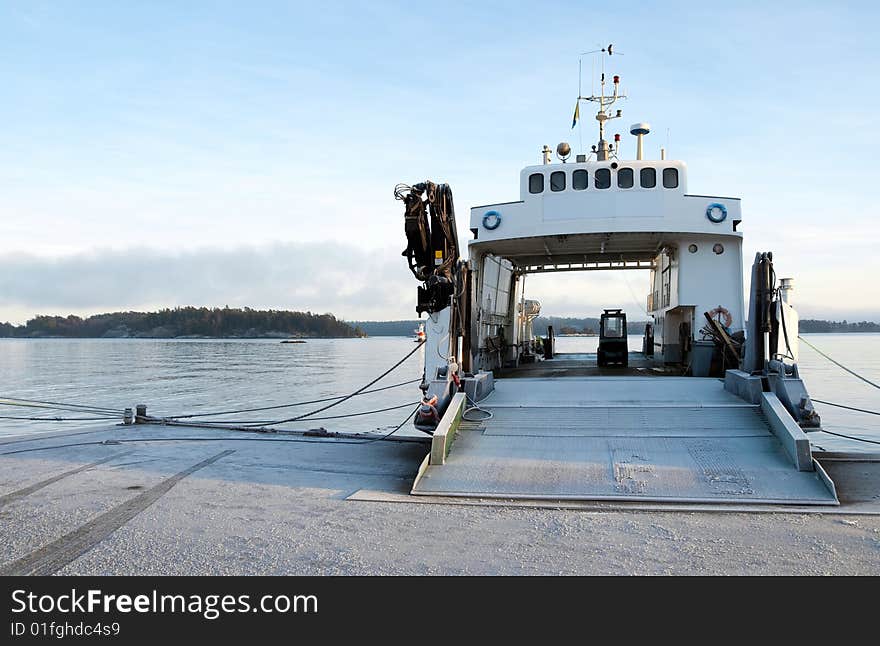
[
  {"left": 123, "top": 407, "right": 134, "bottom": 425},
  {"left": 135, "top": 404, "right": 147, "bottom": 424}
]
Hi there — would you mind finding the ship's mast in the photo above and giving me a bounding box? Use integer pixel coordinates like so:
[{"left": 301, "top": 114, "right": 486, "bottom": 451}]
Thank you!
[{"left": 578, "top": 44, "right": 626, "bottom": 161}]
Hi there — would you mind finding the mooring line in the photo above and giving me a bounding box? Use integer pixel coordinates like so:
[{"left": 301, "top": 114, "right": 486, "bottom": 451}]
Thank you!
[
  {"left": 251, "top": 339, "right": 425, "bottom": 426},
  {"left": 0, "top": 449, "right": 234, "bottom": 576},
  {"left": 0, "top": 396, "right": 119, "bottom": 414},
  {"left": 165, "top": 378, "right": 421, "bottom": 420},
  {"left": 1, "top": 343, "right": 426, "bottom": 433},
  {"left": 799, "top": 336, "right": 880, "bottom": 390},
  {"left": 812, "top": 398, "right": 880, "bottom": 416}
]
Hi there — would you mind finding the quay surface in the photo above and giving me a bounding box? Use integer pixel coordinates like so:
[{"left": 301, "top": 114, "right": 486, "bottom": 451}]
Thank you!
[{"left": 0, "top": 419, "right": 878, "bottom": 575}]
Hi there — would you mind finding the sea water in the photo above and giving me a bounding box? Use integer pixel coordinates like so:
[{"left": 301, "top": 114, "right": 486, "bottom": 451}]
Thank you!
[{"left": 0, "top": 334, "right": 877, "bottom": 452}]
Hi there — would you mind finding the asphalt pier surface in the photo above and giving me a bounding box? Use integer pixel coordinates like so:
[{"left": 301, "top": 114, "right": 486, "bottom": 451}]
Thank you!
[{"left": 0, "top": 424, "right": 877, "bottom": 575}]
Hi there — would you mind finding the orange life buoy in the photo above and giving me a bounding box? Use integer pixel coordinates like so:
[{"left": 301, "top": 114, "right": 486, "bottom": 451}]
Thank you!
[{"left": 707, "top": 306, "right": 733, "bottom": 329}]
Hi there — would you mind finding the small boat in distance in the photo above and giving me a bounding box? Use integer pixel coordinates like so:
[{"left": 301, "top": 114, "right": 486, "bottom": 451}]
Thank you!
[
  {"left": 414, "top": 323, "right": 426, "bottom": 343},
  {"left": 280, "top": 339, "right": 307, "bottom": 344}
]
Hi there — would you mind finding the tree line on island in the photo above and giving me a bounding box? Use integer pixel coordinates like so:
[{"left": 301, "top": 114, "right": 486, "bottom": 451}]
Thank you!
[
  {"left": 0, "top": 310, "right": 877, "bottom": 339},
  {"left": 0, "top": 307, "right": 365, "bottom": 339}
]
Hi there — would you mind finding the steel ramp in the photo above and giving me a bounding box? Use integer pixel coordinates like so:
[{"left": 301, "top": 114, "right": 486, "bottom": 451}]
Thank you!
[{"left": 412, "top": 377, "right": 838, "bottom": 505}]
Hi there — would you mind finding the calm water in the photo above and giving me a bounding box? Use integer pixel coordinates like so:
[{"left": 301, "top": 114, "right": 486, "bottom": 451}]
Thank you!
[{"left": 0, "top": 334, "right": 877, "bottom": 452}]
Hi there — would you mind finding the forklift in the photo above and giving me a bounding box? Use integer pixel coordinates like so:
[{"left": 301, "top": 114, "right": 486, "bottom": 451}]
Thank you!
[{"left": 597, "top": 309, "right": 628, "bottom": 367}]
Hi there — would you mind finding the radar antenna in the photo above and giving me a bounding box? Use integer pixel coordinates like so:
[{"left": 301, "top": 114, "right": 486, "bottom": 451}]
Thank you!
[{"left": 575, "top": 44, "right": 626, "bottom": 161}]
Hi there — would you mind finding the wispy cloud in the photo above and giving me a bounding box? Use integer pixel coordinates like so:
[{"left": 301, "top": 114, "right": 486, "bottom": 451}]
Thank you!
[
  {"left": 0, "top": 242, "right": 414, "bottom": 324},
  {"left": 1, "top": 240, "right": 877, "bottom": 325}
]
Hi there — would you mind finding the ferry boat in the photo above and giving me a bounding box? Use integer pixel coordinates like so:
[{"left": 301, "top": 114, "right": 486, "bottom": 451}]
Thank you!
[
  {"left": 397, "top": 49, "right": 838, "bottom": 505},
  {"left": 2, "top": 50, "right": 876, "bottom": 580}
]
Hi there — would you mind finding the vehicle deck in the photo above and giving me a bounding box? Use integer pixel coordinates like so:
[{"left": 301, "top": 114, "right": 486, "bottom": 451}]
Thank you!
[
  {"left": 412, "top": 371, "right": 840, "bottom": 505},
  {"left": 498, "top": 352, "right": 661, "bottom": 378}
]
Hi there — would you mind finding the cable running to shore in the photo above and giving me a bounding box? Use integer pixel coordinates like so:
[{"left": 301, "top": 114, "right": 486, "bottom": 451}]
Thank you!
[
  {"left": 165, "top": 378, "right": 420, "bottom": 420},
  {"left": 798, "top": 336, "right": 880, "bottom": 390}
]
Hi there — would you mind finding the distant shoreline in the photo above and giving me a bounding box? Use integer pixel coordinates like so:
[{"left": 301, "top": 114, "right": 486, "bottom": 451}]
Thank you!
[
  {"left": 3, "top": 310, "right": 878, "bottom": 339},
  {"left": 0, "top": 307, "right": 364, "bottom": 340},
  {"left": 3, "top": 331, "right": 879, "bottom": 341},
  {"left": 0, "top": 335, "right": 357, "bottom": 340}
]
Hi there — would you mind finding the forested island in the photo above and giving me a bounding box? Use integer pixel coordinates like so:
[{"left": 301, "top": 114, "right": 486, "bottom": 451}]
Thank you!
[
  {"left": 798, "top": 320, "right": 880, "bottom": 333},
  {"left": 0, "top": 307, "right": 364, "bottom": 339}
]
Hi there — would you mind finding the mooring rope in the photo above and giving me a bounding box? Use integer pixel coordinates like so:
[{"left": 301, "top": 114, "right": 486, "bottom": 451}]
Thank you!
[
  {"left": 811, "top": 398, "right": 880, "bottom": 416},
  {"left": 219, "top": 339, "right": 426, "bottom": 426},
  {"left": 0, "top": 400, "right": 427, "bottom": 455},
  {"left": 0, "top": 432, "right": 429, "bottom": 457},
  {"left": 462, "top": 393, "right": 493, "bottom": 422},
  {"left": 0, "top": 415, "right": 122, "bottom": 422},
  {"left": 165, "top": 378, "right": 420, "bottom": 420},
  {"left": 798, "top": 336, "right": 880, "bottom": 390},
  {"left": 0, "top": 394, "right": 120, "bottom": 411},
  {"left": 0, "top": 340, "right": 427, "bottom": 431},
  {"left": 0, "top": 398, "right": 121, "bottom": 415},
  {"left": 810, "top": 428, "right": 880, "bottom": 447},
  {"left": 162, "top": 401, "right": 420, "bottom": 427}
]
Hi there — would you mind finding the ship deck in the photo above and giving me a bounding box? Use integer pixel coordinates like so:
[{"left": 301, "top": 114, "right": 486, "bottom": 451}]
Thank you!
[
  {"left": 412, "top": 359, "right": 845, "bottom": 505},
  {"left": 497, "top": 351, "right": 660, "bottom": 378}
]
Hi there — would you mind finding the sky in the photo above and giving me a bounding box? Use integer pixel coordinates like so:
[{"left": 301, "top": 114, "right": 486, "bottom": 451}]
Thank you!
[{"left": 2, "top": 1, "right": 879, "bottom": 324}]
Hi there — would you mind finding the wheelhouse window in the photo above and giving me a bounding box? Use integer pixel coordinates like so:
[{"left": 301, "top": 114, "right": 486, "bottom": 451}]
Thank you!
[
  {"left": 602, "top": 316, "right": 625, "bottom": 338},
  {"left": 572, "top": 169, "right": 588, "bottom": 190},
  {"left": 663, "top": 167, "right": 679, "bottom": 188},
  {"left": 640, "top": 167, "right": 656, "bottom": 188},
  {"left": 595, "top": 168, "right": 611, "bottom": 189},
  {"left": 617, "top": 167, "right": 634, "bottom": 188},
  {"left": 528, "top": 173, "right": 544, "bottom": 194},
  {"left": 550, "top": 171, "right": 566, "bottom": 192}
]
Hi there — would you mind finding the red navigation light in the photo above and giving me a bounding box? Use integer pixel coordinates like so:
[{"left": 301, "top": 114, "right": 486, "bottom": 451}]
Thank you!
[
  {"left": 614, "top": 133, "right": 621, "bottom": 142},
  {"left": 613, "top": 75, "right": 620, "bottom": 84}
]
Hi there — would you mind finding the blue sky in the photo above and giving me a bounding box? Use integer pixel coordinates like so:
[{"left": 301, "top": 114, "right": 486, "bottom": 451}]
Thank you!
[{"left": 1, "top": 1, "right": 879, "bottom": 323}]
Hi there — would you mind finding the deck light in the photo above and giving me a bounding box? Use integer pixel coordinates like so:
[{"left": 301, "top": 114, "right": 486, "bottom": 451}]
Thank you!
[{"left": 556, "top": 142, "right": 571, "bottom": 162}]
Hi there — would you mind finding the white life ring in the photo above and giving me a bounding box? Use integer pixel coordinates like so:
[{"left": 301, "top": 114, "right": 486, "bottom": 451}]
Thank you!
[
  {"left": 482, "top": 210, "right": 502, "bottom": 230},
  {"left": 707, "top": 306, "right": 733, "bottom": 329},
  {"left": 706, "top": 203, "right": 727, "bottom": 223}
]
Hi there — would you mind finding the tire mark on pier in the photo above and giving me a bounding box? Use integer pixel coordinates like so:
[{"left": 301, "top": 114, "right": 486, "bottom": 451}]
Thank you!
[
  {"left": 0, "top": 449, "right": 234, "bottom": 576},
  {"left": 0, "top": 452, "right": 131, "bottom": 508}
]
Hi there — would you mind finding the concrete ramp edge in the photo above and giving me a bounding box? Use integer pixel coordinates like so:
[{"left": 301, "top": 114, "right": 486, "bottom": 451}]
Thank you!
[
  {"left": 429, "top": 393, "right": 466, "bottom": 466},
  {"left": 760, "top": 392, "right": 813, "bottom": 472}
]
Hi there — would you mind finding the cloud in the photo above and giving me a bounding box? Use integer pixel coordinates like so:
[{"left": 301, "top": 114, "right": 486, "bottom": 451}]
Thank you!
[
  {"left": 0, "top": 242, "right": 415, "bottom": 324},
  {"left": 0, "top": 242, "right": 675, "bottom": 326},
  {"left": 1, "top": 240, "right": 878, "bottom": 326}
]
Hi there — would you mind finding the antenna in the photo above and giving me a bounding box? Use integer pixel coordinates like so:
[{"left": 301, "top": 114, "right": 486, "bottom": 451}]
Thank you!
[
  {"left": 576, "top": 44, "right": 626, "bottom": 161},
  {"left": 578, "top": 57, "right": 582, "bottom": 98},
  {"left": 577, "top": 58, "right": 584, "bottom": 154}
]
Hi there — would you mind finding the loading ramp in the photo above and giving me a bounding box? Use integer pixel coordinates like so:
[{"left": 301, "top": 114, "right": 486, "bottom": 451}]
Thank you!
[{"left": 412, "top": 377, "right": 838, "bottom": 505}]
